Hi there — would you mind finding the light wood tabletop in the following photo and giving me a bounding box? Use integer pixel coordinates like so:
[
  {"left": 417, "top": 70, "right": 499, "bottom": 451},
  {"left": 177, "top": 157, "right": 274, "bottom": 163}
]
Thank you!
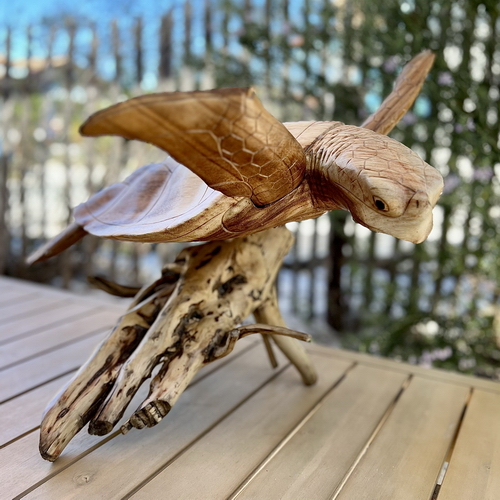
[{"left": 1, "top": 275, "right": 499, "bottom": 500}]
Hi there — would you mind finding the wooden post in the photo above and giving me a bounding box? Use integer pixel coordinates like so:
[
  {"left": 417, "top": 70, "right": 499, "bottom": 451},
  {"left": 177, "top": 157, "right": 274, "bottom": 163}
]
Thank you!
[
  {"left": 0, "top": 154, "right": 10, "bottom": 274},
  {"left": 159, "top": 12, "right": 173, "bottom": 80}
]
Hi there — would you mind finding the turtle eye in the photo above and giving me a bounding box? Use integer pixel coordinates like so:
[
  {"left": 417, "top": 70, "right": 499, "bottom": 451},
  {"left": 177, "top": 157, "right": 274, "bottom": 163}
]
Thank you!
[{"left": 373, "top": 197, "right": 388, "bottom": 212}]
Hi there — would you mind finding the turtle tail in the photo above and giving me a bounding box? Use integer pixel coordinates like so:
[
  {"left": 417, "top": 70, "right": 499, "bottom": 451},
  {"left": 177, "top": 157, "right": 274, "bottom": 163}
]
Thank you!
[{"left": 26, "top": 222, "right": 88, "bottom": 265}]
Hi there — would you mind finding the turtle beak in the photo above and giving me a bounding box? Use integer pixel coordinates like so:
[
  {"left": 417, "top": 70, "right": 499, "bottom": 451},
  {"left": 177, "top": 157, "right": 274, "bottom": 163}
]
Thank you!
[
  {"left": 400, "top": 169, "right": 444, "bottom": 243},
  {"left": 401, "top": 191, "right": 435, "bottom": 243}
]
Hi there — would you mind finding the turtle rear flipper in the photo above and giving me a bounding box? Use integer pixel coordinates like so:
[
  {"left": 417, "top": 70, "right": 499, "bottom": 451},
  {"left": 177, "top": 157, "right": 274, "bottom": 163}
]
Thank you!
[{"left": 26, "top": 221, "right": 87, "bottom": 265}]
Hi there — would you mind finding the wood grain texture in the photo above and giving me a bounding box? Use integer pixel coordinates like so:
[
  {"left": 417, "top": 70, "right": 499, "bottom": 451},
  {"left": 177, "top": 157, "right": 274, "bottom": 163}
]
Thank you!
[
  {"left": 235, "top": 364, "right": 407, "bottom": 499},
  {"left": 2, "top": 340, "right": 253, "bottom": 500},
  {"left": 0, "top": 289, "right": 37, "bottom": 306},
  {"left": 334, "top": 376, "right": 470, "bottom": 500},
  {"left": 307, "top": 343, "right": 500, "bottom": 393},
  {"left": 22, "top": 342, "right": 286, "bottom": 500},
  {"left": 2, "top": 278, "right": 500, "bottom": 499},
  {"left": 439, "top": 390, "right": 500, "bottom": 500},
  {"left": 26, "top": 50, "right": 443, "bottom": 264},
  {"left": 0, "top": 301, "right": 120, "bottom": 344},
  {"left": 0, "top": 374, "right": 74, "bottom": 447},
  {"left": 0, "top": 330, "right": 107, "bottom": 402},
  {"left": 0, "top": 309, "right": 119, "bottom": 369},
  {"left": 37, "top": 227, "right": 302, "bottom": 461},
  {"left": 115, "top": 354, "right": 353, "bottom": 500},
  {"left": 361, "top": 50, "right": 435, "bottom": 134}
]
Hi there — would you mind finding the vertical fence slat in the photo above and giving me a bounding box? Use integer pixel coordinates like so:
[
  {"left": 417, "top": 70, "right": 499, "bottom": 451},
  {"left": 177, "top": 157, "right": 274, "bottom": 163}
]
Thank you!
[
  {"left": 159, "top": 11, "right": 173, "bottom": 81},
  {"left": 0, "top": 154, "right": 10, "bottom": 274},
  {"left": 2, "top": 27, "right": 11, "bottom": 99},
  {"left": 134, "top": 17, "right": 144, "bottom": 87}
]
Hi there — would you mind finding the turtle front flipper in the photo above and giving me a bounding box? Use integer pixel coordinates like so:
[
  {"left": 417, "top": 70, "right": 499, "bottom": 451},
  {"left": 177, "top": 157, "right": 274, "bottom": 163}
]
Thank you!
[
  {"left": 80, "top": 87, "right": 307, "bottom": 207},
  {"left": 361, "top": 50, "right": 435, "bottom": 134}
]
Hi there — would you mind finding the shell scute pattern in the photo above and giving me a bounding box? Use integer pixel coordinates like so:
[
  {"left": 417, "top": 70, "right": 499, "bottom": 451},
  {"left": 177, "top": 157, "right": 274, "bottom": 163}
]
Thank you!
[{"left": 206, "top": 95, "right": 299, "bottom": 199}]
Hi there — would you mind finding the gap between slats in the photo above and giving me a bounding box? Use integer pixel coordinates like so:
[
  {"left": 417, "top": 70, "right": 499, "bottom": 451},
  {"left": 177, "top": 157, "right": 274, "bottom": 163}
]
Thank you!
[
  {"left": 227, "top": 362, "right": 358, "bottom": 500},
  {"left": 430, "top": 388, "right": 473, "bottom": 500},
  {"left": 0, "top": 298, "right": 76, "bottom": 326},
  {"left": 12, "top": 431, "right": 121, "bottom": 500},
  {"left": 309, "top": 346, "right": 500, "bottom": 395},
  {"left": 327, "top": 374, "right": 414, "bottom": 500},
  {"left": 0, "top": 304, "right": 112, "bottom": 346},
  {"left": 0, "top": 324, "right": 113, "bottom": 371},
  {"left": 0, "top": 292, "right": 39, "bottom": 308},
  {"left": 0, "top": 367, "right": 79, "bottom": 406}
]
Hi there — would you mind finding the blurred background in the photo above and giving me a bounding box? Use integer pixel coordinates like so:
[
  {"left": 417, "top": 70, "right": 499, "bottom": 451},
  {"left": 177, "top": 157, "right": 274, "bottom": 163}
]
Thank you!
[{"left": 1, "top": 0, "right": 499, "bottom": 377}]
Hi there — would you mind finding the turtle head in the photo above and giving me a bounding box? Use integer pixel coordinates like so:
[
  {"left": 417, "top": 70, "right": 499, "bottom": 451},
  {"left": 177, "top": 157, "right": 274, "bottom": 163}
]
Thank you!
[{"left": 310, "top": 125, "right": 443, "bottom": 244}]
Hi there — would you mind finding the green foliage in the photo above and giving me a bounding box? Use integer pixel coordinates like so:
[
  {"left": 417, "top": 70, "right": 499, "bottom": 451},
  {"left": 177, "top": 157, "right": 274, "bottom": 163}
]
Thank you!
[
  {"left": 348, "top": 312, "right": 500, "bottom": 379},
  {"left": 337, "top": 0, "right": 500, "bottom": 377},
  {"left": 234, "top": 0, "right": 500, "bottom": 376}
]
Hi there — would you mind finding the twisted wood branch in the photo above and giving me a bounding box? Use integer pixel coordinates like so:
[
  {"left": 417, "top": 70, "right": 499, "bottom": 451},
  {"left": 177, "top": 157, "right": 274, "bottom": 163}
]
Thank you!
[{"left": 39, "top": 227, "right": 314, "bottom": 461}]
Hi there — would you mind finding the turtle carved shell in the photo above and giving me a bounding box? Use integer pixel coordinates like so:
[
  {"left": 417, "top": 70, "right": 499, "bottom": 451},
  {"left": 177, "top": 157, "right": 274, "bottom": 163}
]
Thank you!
[{"left": 28, "top": 51, "right": 443, "bottom": 265}]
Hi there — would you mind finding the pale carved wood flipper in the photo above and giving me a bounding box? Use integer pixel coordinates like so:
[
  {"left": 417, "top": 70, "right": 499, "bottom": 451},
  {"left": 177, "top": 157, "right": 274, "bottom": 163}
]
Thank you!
[
  {"left": 73, "top": 159, "right": 234, "bottom": 242},
  {"left": 25, "top": 221, "right": 87, "bottom": 266}
]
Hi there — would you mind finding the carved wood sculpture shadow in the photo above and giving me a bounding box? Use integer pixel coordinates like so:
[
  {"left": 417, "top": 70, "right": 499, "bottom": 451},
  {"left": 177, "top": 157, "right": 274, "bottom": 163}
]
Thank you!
[{"left": 28, "top": 51, "right": 443, "bottom": 461}]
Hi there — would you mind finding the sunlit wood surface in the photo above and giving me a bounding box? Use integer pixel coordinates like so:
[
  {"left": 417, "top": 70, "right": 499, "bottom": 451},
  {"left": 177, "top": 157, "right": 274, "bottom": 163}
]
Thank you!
[{"left": 1, "top": 275, "right": 499, "bottom": 500}]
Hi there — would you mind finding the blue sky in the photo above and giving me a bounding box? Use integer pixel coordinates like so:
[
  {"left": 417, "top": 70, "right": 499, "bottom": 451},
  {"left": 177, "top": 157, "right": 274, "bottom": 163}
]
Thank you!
[{"left": 0, "top": 0, "right": 183, "bottom": 27}]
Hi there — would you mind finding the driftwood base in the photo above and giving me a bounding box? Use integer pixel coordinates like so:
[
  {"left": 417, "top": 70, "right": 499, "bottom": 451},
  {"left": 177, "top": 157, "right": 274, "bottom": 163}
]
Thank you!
[{"left": 39, "top": 226, "right": 317, "bottom": 461}]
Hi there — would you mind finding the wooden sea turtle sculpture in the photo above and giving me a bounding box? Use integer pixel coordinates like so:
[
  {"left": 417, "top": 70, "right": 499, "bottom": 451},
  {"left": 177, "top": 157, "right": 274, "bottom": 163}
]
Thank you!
[
  {"left": 33, "top": 51, "right": 444, "bottom": 462},
  {"left": 27, "top": 53, "right": 442, "bottom": 266}
]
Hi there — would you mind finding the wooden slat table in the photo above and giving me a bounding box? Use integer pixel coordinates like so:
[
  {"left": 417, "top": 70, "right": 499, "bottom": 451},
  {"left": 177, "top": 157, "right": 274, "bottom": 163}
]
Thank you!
[{"left": 1, "top": 275, "right": 499, "bottom": 500}]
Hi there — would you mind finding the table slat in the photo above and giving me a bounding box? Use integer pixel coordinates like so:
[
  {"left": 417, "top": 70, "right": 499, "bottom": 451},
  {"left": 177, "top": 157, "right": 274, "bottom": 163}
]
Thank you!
[
  {"left": 0, "top": 301, "right": 121, "bottom": 345},
  {"left": 439, "top": 389, "right": 500, "bottom": 500},
  {"left": 0, "top": 337, "right": 254, "bottom": 451},
  {"left": 0, "top": 373, "right": 73, "bottom": 447},
  {"left": 0, "top": 297, "right": 73, "bottom": 326},
  {"left": 0, "top": 276, "right": 126, "bottom": 307},
  {"left": 309, "top": 344, "right": 500, "bottom": 393},
  {"left": 335, "top": 376, "right": 470, "bottom": 500},
  {"left": 236, "top": 364, "right": 408, "bottom": 500},
  {"left": 0, "top": 331, "right": 105, "bottom": 402},
  {"left": 129, "top": 354, "right": 354, "bottom": 500},
  {"left": 0, "top": 290, "right": 38, "bottom": 306},
  {"left": 0, "top": 382, "right": 152, "bottom": 500},
  {"left": 0, "top": 309, "right": 117, "bottom": 369}
]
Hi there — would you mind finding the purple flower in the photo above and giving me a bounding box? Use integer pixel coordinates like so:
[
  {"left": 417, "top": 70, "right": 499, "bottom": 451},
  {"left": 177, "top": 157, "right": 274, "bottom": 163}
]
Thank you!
[
  {"left": 383, "top": 56, "right": 399, "bottom": 73},
  {"left": 466, "top": 117, "right": 476, "bottom": 131},
  {"left": 443, "top": 174, "right": 460, "bottom": 194},
  {"left": 473, "top": 167, "right": 494, "bottom": 182},
  {"left": 401, "top": 111, "right": 417, "bottom": 125},
  {"left": 438, "top": 72, "right": 454, "bottom": 86}
]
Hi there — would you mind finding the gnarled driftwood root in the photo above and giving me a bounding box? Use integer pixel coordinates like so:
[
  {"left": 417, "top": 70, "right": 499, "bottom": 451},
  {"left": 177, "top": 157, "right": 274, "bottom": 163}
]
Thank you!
[{"left": 39, "top": 226, "right": 316, "bottom": 461}]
